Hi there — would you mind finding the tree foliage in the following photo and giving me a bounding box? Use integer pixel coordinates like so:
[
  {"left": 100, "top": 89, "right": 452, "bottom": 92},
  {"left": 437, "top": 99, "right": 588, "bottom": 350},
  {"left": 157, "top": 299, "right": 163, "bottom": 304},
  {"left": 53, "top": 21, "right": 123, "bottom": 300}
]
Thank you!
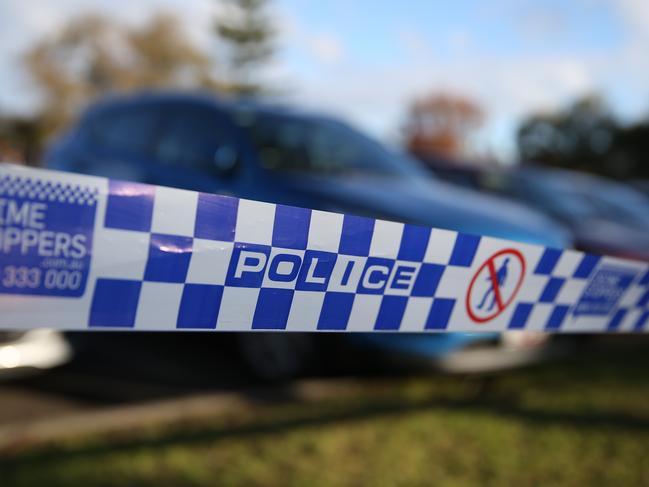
[
  {"left": 214, "top": 0, "right": 275, "bottom": 95},
  {"left": 517, "top": 95, "right": 649, "bottom": 179},
  {"left": 404, "top": 92, "right": 484, "bottom": 162},
  {"left": 24, "top": 14, "right": 216, "bottom": 136}
]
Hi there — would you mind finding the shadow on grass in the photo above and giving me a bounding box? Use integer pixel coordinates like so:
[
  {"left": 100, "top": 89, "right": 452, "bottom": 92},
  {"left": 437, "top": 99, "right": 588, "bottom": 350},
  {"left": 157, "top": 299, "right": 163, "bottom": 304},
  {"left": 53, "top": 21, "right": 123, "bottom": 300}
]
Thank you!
[
  {"left": 3, "top": 390, "right": 649, "bottom": 472},
  {"left": 3, "top": 338, "right": 649, "bottom": 473}
]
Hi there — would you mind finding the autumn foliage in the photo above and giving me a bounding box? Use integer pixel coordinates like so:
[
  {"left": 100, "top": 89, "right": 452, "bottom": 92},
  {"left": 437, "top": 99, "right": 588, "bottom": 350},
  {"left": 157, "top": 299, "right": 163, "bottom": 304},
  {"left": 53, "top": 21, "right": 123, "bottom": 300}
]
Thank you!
[{"left": 405, "top": 93, "right": 483, "bottom": 161}]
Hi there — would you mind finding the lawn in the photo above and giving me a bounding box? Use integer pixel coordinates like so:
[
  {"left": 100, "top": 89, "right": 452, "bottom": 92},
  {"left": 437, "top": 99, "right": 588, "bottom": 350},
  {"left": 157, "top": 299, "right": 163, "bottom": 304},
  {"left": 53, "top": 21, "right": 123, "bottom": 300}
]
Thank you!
[{"left": 2, "top": 340, "right": 649, "bottom": 486}]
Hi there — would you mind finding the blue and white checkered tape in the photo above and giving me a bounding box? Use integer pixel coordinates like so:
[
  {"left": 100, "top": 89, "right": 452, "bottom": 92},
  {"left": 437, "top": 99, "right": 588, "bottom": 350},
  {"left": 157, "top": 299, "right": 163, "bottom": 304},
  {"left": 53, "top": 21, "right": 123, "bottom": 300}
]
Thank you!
[{"left": 1, "top": 164, "right": 648, "bottom": 333}]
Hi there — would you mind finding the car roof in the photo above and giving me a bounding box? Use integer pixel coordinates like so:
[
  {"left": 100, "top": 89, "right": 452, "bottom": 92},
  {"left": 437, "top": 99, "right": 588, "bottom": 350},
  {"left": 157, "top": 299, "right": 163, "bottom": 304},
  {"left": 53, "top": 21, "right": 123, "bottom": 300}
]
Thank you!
[{"left": 84, "top": 90, "right": 335, "bottom": 125}]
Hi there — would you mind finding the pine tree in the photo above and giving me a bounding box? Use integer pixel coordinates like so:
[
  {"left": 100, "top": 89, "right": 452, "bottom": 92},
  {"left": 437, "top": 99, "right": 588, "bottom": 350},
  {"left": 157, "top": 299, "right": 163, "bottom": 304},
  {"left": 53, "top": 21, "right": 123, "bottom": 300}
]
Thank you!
[{"left": 214, "top": 0, "right": 275, "bottom": 95}]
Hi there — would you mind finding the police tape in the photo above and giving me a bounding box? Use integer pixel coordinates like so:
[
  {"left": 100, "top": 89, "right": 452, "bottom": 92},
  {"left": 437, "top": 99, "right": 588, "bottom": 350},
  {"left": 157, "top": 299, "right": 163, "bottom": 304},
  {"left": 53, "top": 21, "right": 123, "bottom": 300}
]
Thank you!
[{"left": 0, "top": 163, "right": 648, "bottom": 333}]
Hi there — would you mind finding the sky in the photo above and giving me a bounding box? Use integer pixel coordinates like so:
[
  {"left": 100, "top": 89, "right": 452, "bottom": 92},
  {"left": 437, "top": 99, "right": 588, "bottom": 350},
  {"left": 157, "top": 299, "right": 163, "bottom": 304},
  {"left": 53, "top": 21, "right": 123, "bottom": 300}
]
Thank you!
[{"left": 1, "top": 0, "right": 649, "bottom": 160}]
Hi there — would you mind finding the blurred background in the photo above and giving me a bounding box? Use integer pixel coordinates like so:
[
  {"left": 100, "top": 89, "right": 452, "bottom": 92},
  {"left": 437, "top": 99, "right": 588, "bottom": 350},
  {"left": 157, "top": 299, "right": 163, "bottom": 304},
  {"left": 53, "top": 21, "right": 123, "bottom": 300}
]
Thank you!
[{"left": 1, "top": 1, "right": 649, "bottom": 485}]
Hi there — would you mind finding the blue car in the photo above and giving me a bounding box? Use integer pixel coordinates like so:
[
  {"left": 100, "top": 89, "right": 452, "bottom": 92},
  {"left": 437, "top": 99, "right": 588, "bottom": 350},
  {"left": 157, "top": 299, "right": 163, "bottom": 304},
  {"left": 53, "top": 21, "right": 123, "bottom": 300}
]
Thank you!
[{"left": 47, "top": 91, "right": 570, "bottom": 379}]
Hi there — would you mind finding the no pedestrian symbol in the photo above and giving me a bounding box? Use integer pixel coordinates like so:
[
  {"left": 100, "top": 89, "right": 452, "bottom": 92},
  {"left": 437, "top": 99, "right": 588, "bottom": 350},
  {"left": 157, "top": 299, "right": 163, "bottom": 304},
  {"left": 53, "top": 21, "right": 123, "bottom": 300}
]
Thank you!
[{"left": 466, "top": 249, "right": 526, "bottom": 323}]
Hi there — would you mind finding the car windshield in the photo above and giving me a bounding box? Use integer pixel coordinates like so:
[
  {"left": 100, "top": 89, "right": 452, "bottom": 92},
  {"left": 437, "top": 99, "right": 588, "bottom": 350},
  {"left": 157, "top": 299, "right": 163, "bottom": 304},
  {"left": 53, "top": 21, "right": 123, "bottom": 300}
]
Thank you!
[{"left": 240, "top": 110, "right": 423, "bottom": 179}]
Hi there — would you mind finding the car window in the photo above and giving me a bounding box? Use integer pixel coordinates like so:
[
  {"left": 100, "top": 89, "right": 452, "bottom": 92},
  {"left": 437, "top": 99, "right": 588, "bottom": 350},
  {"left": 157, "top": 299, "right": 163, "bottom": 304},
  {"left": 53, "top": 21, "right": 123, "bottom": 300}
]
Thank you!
[
  {"left": 241, "top": 112, "right": 422, "bottom": 179},
  {"left": 89, "top": 104, "right": 160, "bottom": 156},
  {"left": 155, "top": 104, "right": 238, "bottom": 171}
]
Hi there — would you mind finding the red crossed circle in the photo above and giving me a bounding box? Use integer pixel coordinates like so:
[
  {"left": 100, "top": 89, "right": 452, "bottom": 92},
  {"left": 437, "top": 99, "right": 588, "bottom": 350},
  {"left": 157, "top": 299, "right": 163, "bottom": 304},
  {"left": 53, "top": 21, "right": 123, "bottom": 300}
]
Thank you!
[{"left": 466, "top": 248, "right": 526, "bottom": 324}]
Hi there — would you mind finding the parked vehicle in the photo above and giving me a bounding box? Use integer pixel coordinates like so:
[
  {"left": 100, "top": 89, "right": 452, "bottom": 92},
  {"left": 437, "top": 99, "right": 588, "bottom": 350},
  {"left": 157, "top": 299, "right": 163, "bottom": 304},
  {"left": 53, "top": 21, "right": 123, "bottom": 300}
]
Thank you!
[
  {"left": 0, "top": 330, "right": 71, "bottom": 378},
  {"left": 428, "top": 163, "right": 649, "bottom": 262},
  {"left": 47, "top": 92, "right": 570, "bottom": 379}
]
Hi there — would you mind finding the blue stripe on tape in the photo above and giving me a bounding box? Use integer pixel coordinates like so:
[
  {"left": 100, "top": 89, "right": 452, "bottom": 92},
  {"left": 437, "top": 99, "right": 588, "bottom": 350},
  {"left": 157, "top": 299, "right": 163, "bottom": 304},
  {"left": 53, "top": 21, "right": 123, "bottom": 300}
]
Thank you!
[
  {"left": 375, "top": 296, "right": 408, "bottom": 330},
  {"left": 425, "top": 298, "right": 455, "bottom": 330},
  {"left": 194, "top": 193, "right": 238, "bottom": 242},
  {"left": 253, "top": 288, "right": 294, "bottom": 329},
  {"left": 534, "top": 248, "right": 562, "bottom": 275},
  {"left": 508, "top": 302, "right": 533, "bottom": 329},
  {"left": 177, "top": 284, "right": 223, "bottom": 329},
  {"left": 449, "top": 234, "right": 480, "bottom": 267},
  {"left": 539, "top": 277, "right": 565, "bottom": 303},
  {"left": 545, "top": 305, "right": 570, "bottom": 331},
  {"left": 634, "top": 311, "right": 649, "bottom": 332},
  {"left": 105, "top": 181, "right": 155, "bottom": 232},
  {"left": 339, "top": 215, "right": 374, "bottom": 256},
  {"left": 397, "top": 225, "right": 431, "bottom": 262},
  {"left": 607, "top": 309, "right": 627, "bottom": 332},
  {"left": 272, "top": 205, "right": 311, "bottom": 250},
  {"left": 89, "top": 279, "right": 141, "bottom": 328},
  {"left": 573, "top": 254, "right": 601, "bottom": 279},
  {"left": 318, "top": 292, "right": 354, "bottom": 330}
]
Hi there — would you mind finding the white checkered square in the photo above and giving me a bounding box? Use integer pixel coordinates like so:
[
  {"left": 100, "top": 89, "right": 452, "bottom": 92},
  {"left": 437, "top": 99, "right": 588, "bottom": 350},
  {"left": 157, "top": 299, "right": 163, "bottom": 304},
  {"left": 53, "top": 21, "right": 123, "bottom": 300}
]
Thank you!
[
  {"left": 369, "top": 220, "right": 404, "bottom": 258},
  {"left": 307, "top": 210, "right": 344, "bottom": 252},
  {"left": 93, "top": 228, "right": 150, "bottom": 280},
  {"left": 556, "top": 279, "right": 588, "bottom": 304},
  {"left": 186, "top": 239, "right": 233, "bottom": 285},
  {"left": 346, "top": 295, "right": 382, "bottom": 331},
  {"left": 151, "top": 186, "right": 198, "bottom": 236},
  {"left": 517, "top": 274, "right": 549, "bottom": 302},
  {"left": 399, "top": 297, "right": 433, "bottom": 331},
  {"left": 435, "top": 265, "right": 472, "bottom": 299},
  {"left": 135, "top": 282, "right": 184, "bottom": 330},
  {"left": 235, "top": 199, "right": 276, "bottom": 245},
  {"left": 423, "top": 228, "right": 456, "bottom": 264},
  {"left": 216, "top": 287, "right": 260, "bottom": 330},
  {"left": 285, "top": 291, "right": 325, "bottom": 330},
  {"left": 524, "top": 303, "right": 554, "bottom": 332},
  {"left": 552, "top": 250, "right": 583, "bottom": 278}
]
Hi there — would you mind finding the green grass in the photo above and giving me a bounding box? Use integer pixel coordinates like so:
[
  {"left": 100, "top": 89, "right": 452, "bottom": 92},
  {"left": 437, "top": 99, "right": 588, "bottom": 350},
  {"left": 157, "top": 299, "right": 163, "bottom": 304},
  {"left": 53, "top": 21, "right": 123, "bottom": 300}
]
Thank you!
[{"left": 3, "top": 343, "right": 649, "bottom": 486}]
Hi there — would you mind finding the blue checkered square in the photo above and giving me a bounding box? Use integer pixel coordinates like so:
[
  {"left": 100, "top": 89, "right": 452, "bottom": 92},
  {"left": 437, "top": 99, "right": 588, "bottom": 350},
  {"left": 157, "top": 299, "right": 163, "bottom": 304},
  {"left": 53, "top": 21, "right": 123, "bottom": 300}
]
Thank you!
[
  {"left": 374, "top": 296, "right": 408, "bottom": 330},
  {"left": 573, "top": 254, "right": 601, "bottom": 279},
  {"left": 272, "top": 205, "right": 311, "bottom": 250},
  {"left": 317, "top": 292, "right": 355, "bottom": 330},
  {"left": 534, "top": 248, "right": 562, "bottom": 275},
  {"left": 105, "top": 180, "right": 155, "bottom": 232},
  {"left": 508, "top": 302, "right": 533, "bottom": 329},
  {"left": 339, "top": 215, "right": 374, "bottom": 256},
  {"left": 397, "top": 225, "right": 430, "bottom": 261},
  {"left": 144, "top": 234, "right": 193, "bottom": 283},
  {"left": 449, "top": 234, "right": 480, "bottom": 267},
  {"left": 89, "top": 279, "right": 142, "bottom": 327},
  {"left": 177, "top": 284, "right": 223, "bottom": 329},
  {"left": 425, "top": 298, "right": 455, "bottom": 330},
  {"left": 252, "top": 288, "right": 294, "bottom": 329},
  {"left": 194, "top": 193, "right": 238, "bottom": 241},
  {"left": 411, "top": 263, "right": 444, "bottom": 297}
]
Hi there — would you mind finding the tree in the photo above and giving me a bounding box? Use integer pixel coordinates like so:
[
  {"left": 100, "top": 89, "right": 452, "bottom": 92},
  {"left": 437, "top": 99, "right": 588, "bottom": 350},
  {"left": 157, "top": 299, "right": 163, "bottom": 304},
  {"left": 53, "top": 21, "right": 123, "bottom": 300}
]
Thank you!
[
  {"left": 404, "top": 92, "right": 484, "bottom": 162},
  {"left": 517, "top": 95, "right": 618, "bottom": 175},
  {"left": 24, "top": 13, "right": 215, "bottom": 137},
  {"left": 610, "top": 121, "right": 649, "bottom": 179},
  {"left": 214, "top": 0, "right": 276, "bottom": 95}
]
